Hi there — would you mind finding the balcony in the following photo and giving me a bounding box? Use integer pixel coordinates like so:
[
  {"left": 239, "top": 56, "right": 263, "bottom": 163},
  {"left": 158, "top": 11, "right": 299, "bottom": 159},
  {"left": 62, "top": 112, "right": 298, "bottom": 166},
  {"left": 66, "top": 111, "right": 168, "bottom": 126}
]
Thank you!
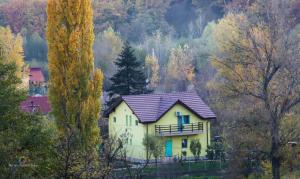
[{"left": 155, "top": 122, "right": 204, "bottom": 137}]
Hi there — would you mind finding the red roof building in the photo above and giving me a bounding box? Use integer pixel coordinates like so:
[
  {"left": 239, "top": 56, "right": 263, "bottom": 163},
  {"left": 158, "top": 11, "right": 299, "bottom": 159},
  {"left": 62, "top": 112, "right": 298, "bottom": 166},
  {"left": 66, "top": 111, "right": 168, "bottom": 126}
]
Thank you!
[
  {"left": 29, "top": 68, "right": 45, "bottom": 83},
  {"left": 20, "top": 96, "right": 51, "bottom": 114}
]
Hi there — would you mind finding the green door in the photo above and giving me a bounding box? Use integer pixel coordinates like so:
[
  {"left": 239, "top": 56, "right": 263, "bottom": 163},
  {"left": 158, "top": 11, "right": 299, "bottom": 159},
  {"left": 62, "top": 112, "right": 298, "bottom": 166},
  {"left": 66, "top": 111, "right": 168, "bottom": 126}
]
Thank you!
[{"left": 165, "top": 139, "right": 172, "bottom": 157}]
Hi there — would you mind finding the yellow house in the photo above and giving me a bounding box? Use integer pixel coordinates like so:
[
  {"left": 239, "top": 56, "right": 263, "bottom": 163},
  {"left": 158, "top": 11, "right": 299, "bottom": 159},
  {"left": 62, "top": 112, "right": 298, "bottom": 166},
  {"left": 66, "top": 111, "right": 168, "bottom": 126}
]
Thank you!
[{"left": 105, "top": 91, "right": 216, "bottom": 161}]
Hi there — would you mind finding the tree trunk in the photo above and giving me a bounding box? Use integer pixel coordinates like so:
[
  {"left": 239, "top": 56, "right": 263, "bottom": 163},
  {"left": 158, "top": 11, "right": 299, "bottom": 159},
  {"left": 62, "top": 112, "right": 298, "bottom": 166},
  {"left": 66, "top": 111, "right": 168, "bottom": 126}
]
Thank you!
[{"left": 271, "top": 116, "right": 280, "bottom": 179}]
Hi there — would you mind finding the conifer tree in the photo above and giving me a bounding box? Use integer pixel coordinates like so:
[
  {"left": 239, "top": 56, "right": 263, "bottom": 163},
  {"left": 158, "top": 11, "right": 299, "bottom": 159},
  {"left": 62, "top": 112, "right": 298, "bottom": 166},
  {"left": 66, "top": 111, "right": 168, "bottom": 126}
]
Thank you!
[
  {"left": 47, "top": 0, "right": 103, "bottom": 177},
  {"left": 109, "top": 42, "right": 151, "bottom": 98}
]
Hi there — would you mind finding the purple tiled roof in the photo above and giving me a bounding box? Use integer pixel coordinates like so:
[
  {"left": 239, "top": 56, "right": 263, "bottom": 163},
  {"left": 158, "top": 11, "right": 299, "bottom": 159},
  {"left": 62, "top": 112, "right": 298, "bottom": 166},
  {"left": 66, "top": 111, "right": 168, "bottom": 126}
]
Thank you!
[{"left": 113, "top": 91, "right": 216, "bottom": 123}]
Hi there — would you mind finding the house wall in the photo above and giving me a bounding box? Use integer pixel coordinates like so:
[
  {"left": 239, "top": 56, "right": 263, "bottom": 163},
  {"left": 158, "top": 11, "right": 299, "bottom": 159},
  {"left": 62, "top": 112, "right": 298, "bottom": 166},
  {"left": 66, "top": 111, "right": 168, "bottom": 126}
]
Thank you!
[
  {"left": 109, "top": 101, "right": 147, "bottom": 159},
  {"left": 109, "top": 102, "right": 211, "bottom": 161},
  {"left": 148, "top": 104, "right": 211, "bottom": 158}
]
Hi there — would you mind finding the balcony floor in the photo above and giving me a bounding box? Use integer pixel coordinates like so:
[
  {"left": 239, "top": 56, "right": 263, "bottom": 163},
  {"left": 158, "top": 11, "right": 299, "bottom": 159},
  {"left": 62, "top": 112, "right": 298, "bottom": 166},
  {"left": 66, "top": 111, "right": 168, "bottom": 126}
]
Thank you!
[{"left": 156, "top": 130, "right": 203, "bottom": 137}]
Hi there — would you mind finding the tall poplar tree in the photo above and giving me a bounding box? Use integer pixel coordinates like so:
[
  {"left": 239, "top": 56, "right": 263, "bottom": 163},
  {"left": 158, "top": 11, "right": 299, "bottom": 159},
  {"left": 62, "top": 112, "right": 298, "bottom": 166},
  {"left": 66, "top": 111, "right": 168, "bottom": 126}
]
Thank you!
[{"left": 47, "top": 0, "right": 103, "bottom": 177}]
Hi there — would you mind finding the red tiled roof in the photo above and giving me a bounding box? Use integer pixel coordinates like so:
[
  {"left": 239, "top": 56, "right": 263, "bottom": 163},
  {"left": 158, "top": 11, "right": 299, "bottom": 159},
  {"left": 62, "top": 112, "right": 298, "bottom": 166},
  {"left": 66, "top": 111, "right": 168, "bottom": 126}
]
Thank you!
[
  {"left": 106, "top": 91, "right": 216, "bottom": 123},
  {"left": 20, "top": 96, "right": 51, "bottom": 114},
  {"left": 29, "top": 68, "right": 45, "bottom": 82}
]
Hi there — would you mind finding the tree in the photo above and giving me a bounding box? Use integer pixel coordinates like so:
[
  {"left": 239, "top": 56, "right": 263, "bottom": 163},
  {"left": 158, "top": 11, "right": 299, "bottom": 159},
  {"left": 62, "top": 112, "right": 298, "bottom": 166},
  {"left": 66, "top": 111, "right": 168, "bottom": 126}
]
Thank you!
[
  {"left": 190, "top": 139, "right": 201, "bottom": 160},
  {"left": 145, "top": 51, "right": 160, "bottom": 90},
  {"left": 98, "top": 134, "right": 125, "bottom": 178},
  {"left": 0, "top": 56, "right": 56, "bottom": 178},
  {"left": 109, "top": 41, "right": 151, "bottom": 98},
  {"left": 24, "top": 32, "right": 48, "bottom": 62},
  {"left": 0, "top": 0, "right": 46, "bottom": 36},
  {"left": 0, "top": 26, "right": 24, "bottom": 78},
  {"left": 210, "top": 0, "right": 300, "bottom": 178},
  {"left": 94, "top": 26, "right": 122, "bottom": 89},
  {"left": 47, "top": 0, "right": 104, "bottom": 177},
  {"left": 165, "top": 44, "right": 195, "bottom": 92},
  {"left": 143, "top": 134, "right": 164, "bottom": 167}
]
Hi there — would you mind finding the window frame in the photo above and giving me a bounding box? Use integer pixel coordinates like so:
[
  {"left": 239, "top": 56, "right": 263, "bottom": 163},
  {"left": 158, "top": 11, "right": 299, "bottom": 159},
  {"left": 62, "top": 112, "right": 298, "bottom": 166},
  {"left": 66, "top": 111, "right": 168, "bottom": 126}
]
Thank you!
[
  {"left": 182, "top": 139, "right": 188, "bottom": 148},
  {"left": 182, "top": 115, "right": 190, "bottom": 124}
]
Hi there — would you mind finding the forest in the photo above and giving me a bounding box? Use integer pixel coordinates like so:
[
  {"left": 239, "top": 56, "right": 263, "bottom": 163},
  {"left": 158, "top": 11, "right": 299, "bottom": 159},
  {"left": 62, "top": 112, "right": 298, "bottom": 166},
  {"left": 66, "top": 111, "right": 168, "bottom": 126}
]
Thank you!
[{"left": 0, "top": 0, "right": 300, "bottom": 178}]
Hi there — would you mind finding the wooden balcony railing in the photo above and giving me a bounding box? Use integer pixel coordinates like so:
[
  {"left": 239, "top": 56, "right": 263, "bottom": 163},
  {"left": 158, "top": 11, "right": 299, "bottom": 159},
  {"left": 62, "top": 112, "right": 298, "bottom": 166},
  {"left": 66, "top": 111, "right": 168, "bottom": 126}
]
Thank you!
[{"left": 155, "top": 122, "right": 203, "bottom": 136}]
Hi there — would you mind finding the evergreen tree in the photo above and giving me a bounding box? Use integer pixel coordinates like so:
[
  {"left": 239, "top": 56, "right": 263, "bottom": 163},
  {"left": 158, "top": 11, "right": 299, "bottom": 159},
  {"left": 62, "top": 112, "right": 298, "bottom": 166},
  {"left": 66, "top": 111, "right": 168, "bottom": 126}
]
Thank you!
[
  {"left": 109, "top": 41, "right": 151, "bottom": 98},
  {"left": 47, "top": 0, "right": 103, "bottom": 177}
]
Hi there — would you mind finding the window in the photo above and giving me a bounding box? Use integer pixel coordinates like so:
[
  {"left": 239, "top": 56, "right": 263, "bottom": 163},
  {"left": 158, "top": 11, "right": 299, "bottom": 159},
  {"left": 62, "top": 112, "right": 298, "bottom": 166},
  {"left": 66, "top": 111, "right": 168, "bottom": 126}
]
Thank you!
[
  {"left": 129, "top": 115, "right": 132, "bottom": 126},
  {"left": 129, "top": 139, "right": 132, "bottom": 145},
  {"left": 182, "top": 115, "right": 190, "bottom": 124},
  {"left": 135, "top": 120, "right": 138, "bottom": 126},
  {"left": 113, "top": 117, "right": 116, "bottom": 123},
  {"left": 182, "top": 139, "right": 188, "bottom": 148},
  {"left": 126, "top": 115, "right": 128, "bottom": 126}
]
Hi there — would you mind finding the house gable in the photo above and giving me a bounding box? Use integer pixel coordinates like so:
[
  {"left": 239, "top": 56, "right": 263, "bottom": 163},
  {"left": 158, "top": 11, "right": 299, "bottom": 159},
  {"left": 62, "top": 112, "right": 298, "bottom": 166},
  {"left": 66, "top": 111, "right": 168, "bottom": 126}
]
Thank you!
[{"left": 152, "top": 103, "right": 208, "bottom": 127}]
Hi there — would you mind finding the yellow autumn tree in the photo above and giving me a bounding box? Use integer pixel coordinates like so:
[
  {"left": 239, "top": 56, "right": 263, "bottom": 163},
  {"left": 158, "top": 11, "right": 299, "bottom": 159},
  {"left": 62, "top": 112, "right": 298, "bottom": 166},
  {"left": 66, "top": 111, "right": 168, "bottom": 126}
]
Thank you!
[
  {"left": 145, "top": 50, "right": 160, "bottom": 89},
  {"left": 166, "top": 44, "right": 195, "bottom": 91},
  {"left": 0, "top": 27, "right": 25, "bottom": 78},
  {"left": 47, "top": 0, "right": 103, "bottom": 177}
]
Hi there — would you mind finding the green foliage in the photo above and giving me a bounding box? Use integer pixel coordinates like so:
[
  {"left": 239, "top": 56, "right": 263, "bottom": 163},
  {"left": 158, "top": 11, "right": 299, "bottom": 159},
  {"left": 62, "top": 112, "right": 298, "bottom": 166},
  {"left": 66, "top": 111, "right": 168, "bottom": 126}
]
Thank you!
[
  {"left": 109, "top": 41, "right": 151, "bottom": 98},
  {"left": 206, "top": 141, "right": 225, "bottom": 161},
  {"left": 190, "top": 139, "right": 201, "bottom": 159},
  {"left": 24, "top": 32, "right": 47, "bottom": 62},
  {"left": 142, "top": 134, "right": 164, "bottom": 161},
  {"left": 0, "top": 61, "right": 56, "bottom": 178}
]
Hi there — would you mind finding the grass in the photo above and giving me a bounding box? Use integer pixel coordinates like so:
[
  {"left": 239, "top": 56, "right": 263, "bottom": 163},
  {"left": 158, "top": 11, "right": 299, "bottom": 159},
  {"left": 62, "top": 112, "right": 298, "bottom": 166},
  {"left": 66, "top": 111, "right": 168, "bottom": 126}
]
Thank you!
[{"left": 113, "top": 160, "right": 227, "bottom": 178}]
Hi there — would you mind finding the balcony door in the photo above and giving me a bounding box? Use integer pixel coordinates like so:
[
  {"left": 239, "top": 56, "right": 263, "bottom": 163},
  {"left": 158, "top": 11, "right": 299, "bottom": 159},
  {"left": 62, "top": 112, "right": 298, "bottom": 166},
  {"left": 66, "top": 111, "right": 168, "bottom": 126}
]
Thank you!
[
  {"left": 177, "top": 116, "right": 183, "bottom": 132},
  {"left": 178, "top": 115, "right": 190, "bottom": 132}
]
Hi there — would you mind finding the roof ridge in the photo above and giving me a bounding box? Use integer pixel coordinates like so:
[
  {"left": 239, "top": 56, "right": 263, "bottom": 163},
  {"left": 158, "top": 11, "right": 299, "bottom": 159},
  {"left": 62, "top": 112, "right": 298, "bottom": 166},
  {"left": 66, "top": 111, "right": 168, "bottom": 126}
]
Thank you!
[
  {"left": 122, "top": 91, "right": 196, "bottom": 98},
  {"left": 30, "top": 67, "right": 42, "bottom": 70}
]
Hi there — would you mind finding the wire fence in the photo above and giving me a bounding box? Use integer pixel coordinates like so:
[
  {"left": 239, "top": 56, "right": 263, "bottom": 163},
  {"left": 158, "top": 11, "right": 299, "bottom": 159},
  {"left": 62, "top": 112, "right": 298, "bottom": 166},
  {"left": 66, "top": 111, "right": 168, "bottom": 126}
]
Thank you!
[{"left": 112, "top": 160, "right": 227, "bottom": 178}]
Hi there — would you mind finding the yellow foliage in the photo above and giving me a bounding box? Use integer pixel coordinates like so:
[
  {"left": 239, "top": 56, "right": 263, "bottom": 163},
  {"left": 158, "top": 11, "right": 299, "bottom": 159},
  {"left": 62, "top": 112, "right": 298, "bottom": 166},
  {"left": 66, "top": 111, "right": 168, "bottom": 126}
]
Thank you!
[
  {"left": 167, "top": 45, "right": 194, "bottom": 82},
  {"left": 0, "top": 27, "right": 25, "bottom": 78},
  {"left": 145, "top": 52, "right": 160, "bottom": 89},
  {"left": 47, "top": 0, "right": 103, "bottom": 147}
]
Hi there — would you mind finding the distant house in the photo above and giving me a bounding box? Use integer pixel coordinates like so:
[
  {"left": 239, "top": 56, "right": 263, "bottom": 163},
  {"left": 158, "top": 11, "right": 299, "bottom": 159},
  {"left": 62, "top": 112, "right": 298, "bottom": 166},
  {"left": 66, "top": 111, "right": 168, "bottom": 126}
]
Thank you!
[
  {"left": 105, "top": 91, "right": 216, "bottom": 161},
  {"left": 20, "top": 96, "right": 51, "bottom": 115},
  {"left": 29, "top": 68, "right": 47, "bottom": 95}
]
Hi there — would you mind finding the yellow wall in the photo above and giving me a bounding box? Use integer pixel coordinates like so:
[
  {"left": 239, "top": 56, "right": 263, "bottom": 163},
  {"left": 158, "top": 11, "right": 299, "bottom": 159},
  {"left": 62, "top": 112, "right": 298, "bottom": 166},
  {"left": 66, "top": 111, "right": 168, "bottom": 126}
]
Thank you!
[
  {"left": 109, "top": 101, "right": 147, "bottom": 159},
  {"left": 148, "top": 104, "right": 211, "bottom": 158},
  {"left": 109, "top": 102, "right": 211, "bottom": 160}
]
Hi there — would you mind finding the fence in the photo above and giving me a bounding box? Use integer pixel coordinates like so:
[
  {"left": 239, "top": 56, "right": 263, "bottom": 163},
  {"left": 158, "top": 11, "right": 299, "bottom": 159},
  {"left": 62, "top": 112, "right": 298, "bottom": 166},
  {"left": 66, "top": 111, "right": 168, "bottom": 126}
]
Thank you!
[{"left": 112, "top": 160, "right": 227, "bottom": 178}]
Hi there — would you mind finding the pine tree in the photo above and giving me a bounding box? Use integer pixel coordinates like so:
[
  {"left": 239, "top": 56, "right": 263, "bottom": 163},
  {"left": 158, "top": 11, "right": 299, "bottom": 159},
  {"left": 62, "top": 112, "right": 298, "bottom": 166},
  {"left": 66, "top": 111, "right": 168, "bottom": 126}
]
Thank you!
[
  {"left": 109, "top": 41, "right": 151, "bottom": 98},
  {"left": 47, "top": 0, "right": 103, "bottom": 177}
]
